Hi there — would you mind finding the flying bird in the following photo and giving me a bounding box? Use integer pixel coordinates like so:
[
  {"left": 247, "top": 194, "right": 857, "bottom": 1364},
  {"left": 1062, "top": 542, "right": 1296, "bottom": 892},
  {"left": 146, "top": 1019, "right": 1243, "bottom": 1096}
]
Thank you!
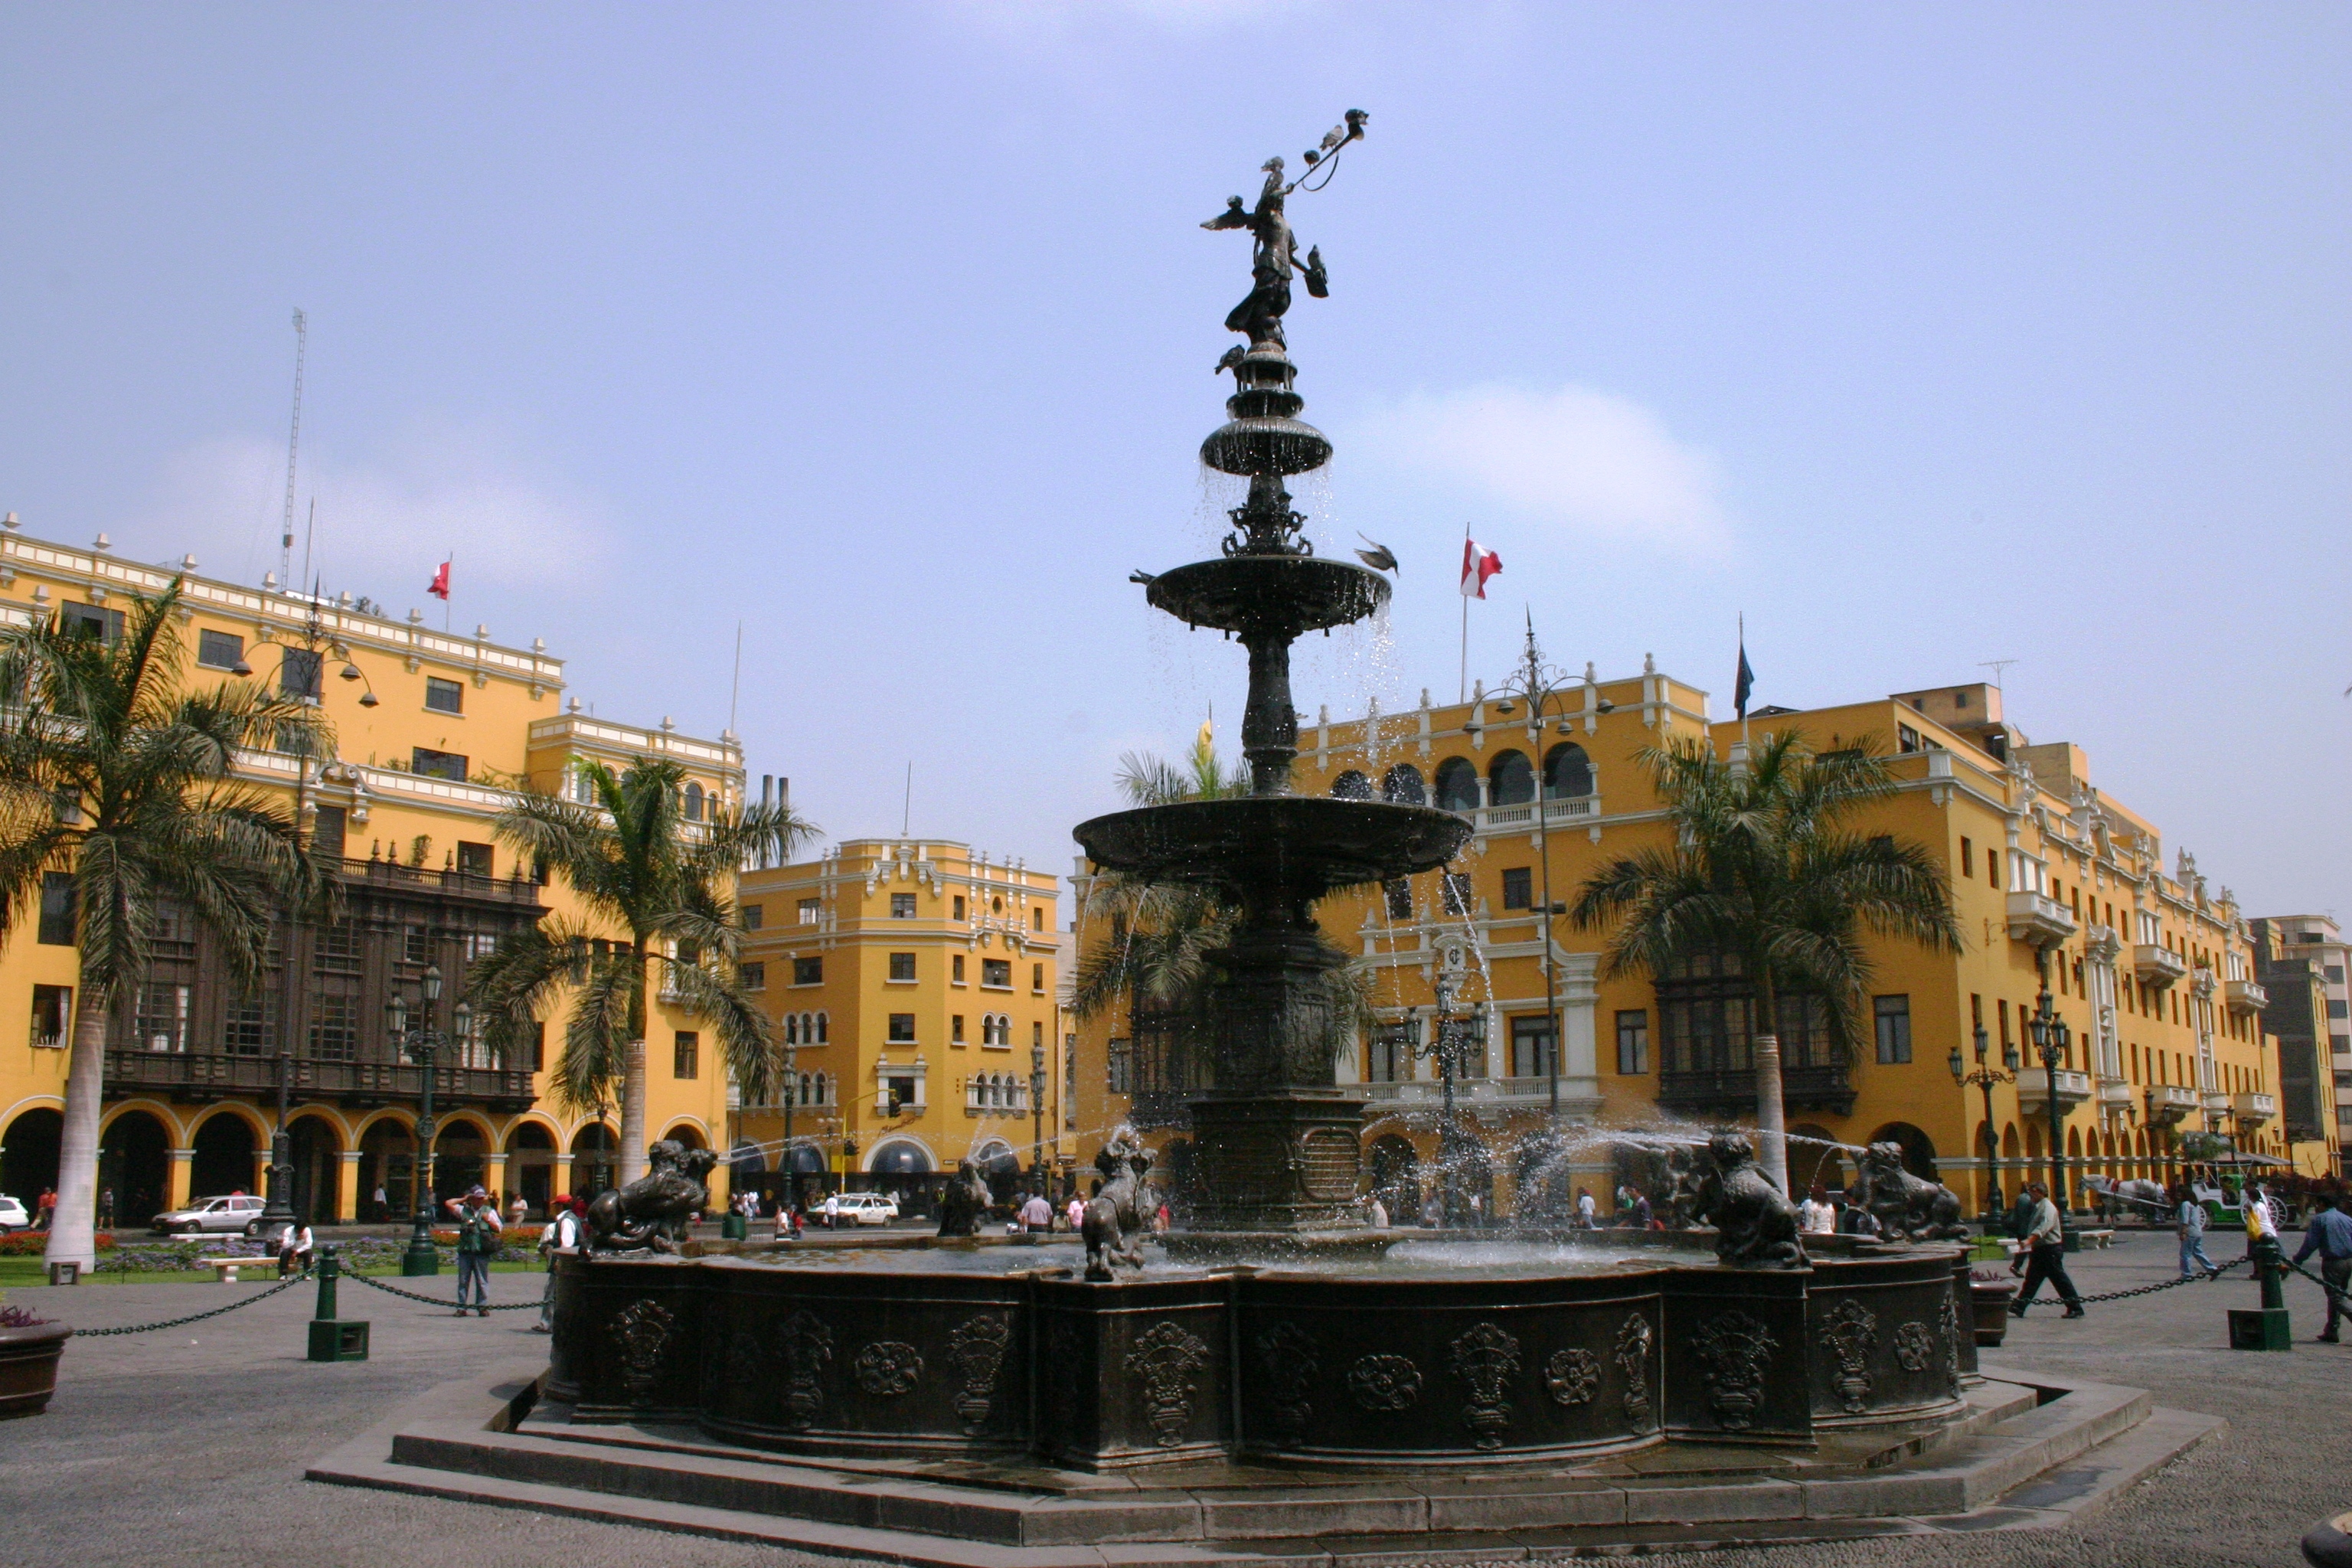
[{"left": 1354, "top": 534, "right": 1398, "bottom": 573}]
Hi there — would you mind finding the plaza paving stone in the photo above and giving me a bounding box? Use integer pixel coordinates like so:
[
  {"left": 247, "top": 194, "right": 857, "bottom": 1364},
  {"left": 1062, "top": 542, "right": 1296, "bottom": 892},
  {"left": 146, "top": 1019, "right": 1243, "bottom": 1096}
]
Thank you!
[{"left": 0, "top": 1233, "right": 2345, "bottom": 1568}]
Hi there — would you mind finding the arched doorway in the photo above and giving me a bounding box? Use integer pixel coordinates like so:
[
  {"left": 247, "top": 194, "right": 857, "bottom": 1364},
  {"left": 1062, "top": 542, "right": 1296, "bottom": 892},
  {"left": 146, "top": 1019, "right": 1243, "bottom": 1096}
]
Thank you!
[
  {"left": 190, "top": 1112, "right": 257, "bottom": 1199},
  {"left": 572, "top": 1123, "right": 617, "bottom": 1200},
  {"left": 286, "top": 1115, "right": 341, "bottom": 1225},
  {"left": 360, "top": 1120, "right": 414, "bottom": 1220},
  {"left": 1367, "top": 1133, "right": 1420, "bottom": 1217},
  {"left": 1443, "top": 1139, "right": 1494, "bottom": 1227},
  {"left": 660, "top": 1123, "right": 707, "bottom": 1152},
  {"left": 1786, "top": 1123, "right": 1846, "bottom": 1193},
  {"left": 433, "top": 1121, "right": 487, "bottom": 1204},
  {"left": 1867, "top": 1122, "right": 1939, "bottom": 1182},
  {"left": 970, "top": 1138, "right": 1020, "bottom": 1205},
  {"left": 508, "top": 1122, "right": 557, "bottom": 1215},
  {"left": 100, "top": 1110, "right": 169, "bottom": 1229},
  {"left": 728, "top": 1140, "right": 769, "bottom": 1213},
  {"left": 867, "top": 1138, "right": 936, "bottom": 1217},
  {"left": 2, "top": 1106, "right": 63, "bottom": 1210}
]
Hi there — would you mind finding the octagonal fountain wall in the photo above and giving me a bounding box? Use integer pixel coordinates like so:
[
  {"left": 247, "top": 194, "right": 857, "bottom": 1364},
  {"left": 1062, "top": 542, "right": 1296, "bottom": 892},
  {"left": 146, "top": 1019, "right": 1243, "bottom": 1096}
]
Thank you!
[{"left": 546, "top": 1242, "right": 1972, "bottom": 1470}]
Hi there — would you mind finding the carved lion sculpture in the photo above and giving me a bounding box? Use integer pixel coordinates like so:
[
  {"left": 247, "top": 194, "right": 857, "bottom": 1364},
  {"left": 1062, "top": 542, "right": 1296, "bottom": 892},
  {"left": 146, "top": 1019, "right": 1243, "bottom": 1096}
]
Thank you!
[
  {"left": 586, "top": 1139, "right": 718, "bottom": 1253},
  {"left": 1692, "top": 1131, "right": 1808, "bottom": 1269},
  {"left": 1851, "top": 1142, "right": 1969, "bottom": 1241},
  {"left": 1082, "top": 1125, "right": 1154, "bottom": 1283},
  {"left": 936, "top": 1158, "right": 992, "bottom": 1238}
]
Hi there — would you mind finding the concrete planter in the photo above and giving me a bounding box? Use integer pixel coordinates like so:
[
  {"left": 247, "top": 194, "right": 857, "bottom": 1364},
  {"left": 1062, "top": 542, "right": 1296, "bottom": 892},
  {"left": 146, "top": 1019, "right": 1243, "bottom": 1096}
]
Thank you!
[
  {"left": 0, "top": 1321, "right": 71, "bottom": 1418},
  {"left": 1970, "top": 1282, "right": 2016, "bottom": 1347}
]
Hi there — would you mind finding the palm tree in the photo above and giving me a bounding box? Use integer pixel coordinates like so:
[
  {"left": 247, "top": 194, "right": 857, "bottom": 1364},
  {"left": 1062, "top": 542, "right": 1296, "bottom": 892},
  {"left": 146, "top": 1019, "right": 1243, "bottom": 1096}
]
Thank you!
[
  {"left": 1570, "top": 730, "right": 1962, "bottom": 1193},
  {"left": 466, "top": 757, "right": 815, "bottom": 1184},
  {"left": 0, "top": 581, "right": 328, "bottom": 1272}
]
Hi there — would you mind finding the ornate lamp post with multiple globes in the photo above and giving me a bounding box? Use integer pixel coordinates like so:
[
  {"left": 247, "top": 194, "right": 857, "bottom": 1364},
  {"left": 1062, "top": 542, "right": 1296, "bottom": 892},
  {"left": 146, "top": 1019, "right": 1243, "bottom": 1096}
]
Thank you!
[
  {"left": 2026, "top": 983, "right": 2073, "bottom": 1236},
  {"left": 385, "top": 964, "right": 468, "bottom": 1277},
  {"left": 1030, "top": 1037, "right": 1048, "bottom": 1200},
  {"left": 1949, "top": 1023, "right": 2020, "bottom": 1217}
]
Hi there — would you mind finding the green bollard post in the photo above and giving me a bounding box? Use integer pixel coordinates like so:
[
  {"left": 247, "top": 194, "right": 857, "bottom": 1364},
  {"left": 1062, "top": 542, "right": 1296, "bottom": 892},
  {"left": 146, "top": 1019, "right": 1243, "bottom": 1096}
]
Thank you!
[
  {"left": 2228, "top": 1235, "right": 2292, "bottom": 1351},
  {"left": 307, "top": 1244, "right": 371, "bottom": 1362}
]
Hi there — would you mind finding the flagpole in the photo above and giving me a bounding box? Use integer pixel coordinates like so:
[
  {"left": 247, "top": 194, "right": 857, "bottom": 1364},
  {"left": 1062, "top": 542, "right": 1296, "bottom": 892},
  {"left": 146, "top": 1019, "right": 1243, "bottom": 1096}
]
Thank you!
[
  {"left": 1459, "top": 524, "right": 1471, "bottom": 704},
  {"left": 1739, "top": 611, "right": 1749, "bottom": 749},
  {"left": 445, "top": 555, "right": 453, "bottom": 634}
]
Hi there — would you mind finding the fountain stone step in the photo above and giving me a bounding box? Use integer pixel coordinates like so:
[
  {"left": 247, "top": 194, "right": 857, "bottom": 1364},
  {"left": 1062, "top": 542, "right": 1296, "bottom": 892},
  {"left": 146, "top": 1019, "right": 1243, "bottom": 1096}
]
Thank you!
[{"left": 309, "top": 1369, "right": 2222, "bottom": 1563}]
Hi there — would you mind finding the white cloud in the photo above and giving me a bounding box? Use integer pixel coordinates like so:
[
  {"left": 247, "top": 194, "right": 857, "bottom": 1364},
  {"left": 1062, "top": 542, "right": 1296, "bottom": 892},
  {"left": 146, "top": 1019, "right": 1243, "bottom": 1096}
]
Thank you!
[
  {"left": 122, "top": 425, "right": 612, "bottom": 606},
  {"left": 1357, "top": 384, "right": 1734, "bottom": 557}
]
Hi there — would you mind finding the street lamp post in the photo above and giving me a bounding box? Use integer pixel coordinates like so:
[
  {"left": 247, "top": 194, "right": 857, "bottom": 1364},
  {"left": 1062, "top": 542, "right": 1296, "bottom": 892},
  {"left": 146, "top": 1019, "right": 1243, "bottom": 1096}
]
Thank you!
[
  {"left": 780, "top": 1040, "right": 796, "bottom": 1219},
  {"left": 1030, "top": 1039, "right": 1047, "bottom": 1199},
  {"left": 259, "top": 1042, "right": 297, "bottom": 1237},
  {"left": 1492, "top": 616, "right": 1585, "bottom": 1128},
  {"left": 387, "top": 965, "right": 468, "bottom": 1277},
  {"left": 2026, "top": 981, "right": 2073, "bottom": 1234},
  {"left": 1949, "top": 1024, "right": 2020, "bottom": 1217},
  {"left": 1402, "top": 968, "right": 1487, "bottom": 1227}
]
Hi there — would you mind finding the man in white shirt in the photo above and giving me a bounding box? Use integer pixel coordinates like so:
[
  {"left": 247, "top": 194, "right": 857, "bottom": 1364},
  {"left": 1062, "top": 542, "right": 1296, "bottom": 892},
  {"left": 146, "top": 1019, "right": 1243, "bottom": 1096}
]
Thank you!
[
  {"left": 2011, "top": 1181, "right": 2085, "bottom": 1319},
  {"left": 822, "top": 1192, "right": 840, "bottom": 1230},
  {"left": 1576, "top": 1188, "right": 1597, "bottom": 1229},
  {"left": 277, "top": 1221, "right": 315, "bottom": 1277},
  {"left": 534, "top": 1197, "right": 583, "bottom": 1334},
  {"left": 1019, "top": 1191, "right": 1053, "bottom": 1233},
  {"left": 1797, "top": 1184, "right": 1838, "bottom": 1236}
]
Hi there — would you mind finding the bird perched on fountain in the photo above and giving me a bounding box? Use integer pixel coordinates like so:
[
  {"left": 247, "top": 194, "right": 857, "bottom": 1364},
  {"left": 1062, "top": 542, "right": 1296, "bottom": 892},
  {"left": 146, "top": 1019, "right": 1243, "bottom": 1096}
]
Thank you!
[
  {"left": 1354, "top": 534, "right": 1398, "bottom": 573},
  {"left": 1302, "top": 109, "right": 1370, "bottom": 168}
]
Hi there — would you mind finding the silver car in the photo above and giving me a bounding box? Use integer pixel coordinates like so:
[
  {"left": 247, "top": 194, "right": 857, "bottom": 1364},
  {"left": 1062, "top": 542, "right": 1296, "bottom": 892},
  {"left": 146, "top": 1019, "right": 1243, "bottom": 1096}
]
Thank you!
[
  {"left": 152, "top": 1194, "right": 266, "bottom": 1235},
  {"left": 0, "top": 1194, "right": 28, "bottom": 1231}
]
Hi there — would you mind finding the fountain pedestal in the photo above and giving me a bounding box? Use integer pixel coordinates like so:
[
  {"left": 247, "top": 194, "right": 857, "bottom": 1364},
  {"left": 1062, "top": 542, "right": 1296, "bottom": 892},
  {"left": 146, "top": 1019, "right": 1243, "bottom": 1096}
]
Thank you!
[{"left": 1183, "top": 1092, "right": 1367, "bottom": 1231}]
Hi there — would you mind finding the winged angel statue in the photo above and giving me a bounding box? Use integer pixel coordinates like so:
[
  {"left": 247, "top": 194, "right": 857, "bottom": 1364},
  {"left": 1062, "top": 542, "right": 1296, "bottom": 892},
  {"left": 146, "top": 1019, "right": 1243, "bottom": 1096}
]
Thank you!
[{"left": 1203, "top": 109, "right": 1367, "bottom": 358}]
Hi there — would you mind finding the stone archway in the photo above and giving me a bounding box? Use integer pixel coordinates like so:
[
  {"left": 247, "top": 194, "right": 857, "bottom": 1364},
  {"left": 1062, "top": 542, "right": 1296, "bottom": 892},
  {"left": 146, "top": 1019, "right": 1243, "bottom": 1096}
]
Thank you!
[
  {"left": 507, "top": 1122, "right": 557, "bottom": 1215},
  {"left": 286, "top": 1114, "right": 341, "bottom": 1225},
  {"left": 190, "top": 1112, "right": 258, "bottom": 1200},
  {"left": 1867, "top": 1122, "right": 1939, "bottom": 1182},
  {"left": 572, "top": 1123, "right": 618, "bottom": 1200},
  {"left": 433, "top": 1121, "right": 488, "bottom": 1205},
  {"left": 1, "top": 1106, "right": 63, "bottom": 1210},
  {"left": 100, "top": 1109, "right": 170, "bottom": 1229},
  {"left": 360, "top": 1119, "right": 415, "bottom": 1220},
  {"left": 1785, "top": 1123, "right": 1846, "bottom": 1193}
]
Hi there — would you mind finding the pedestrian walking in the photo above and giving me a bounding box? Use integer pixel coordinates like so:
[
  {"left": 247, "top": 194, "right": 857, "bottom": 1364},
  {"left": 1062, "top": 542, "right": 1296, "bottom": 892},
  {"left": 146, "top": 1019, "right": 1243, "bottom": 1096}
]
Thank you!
[
  {"left": 445, "top": 1184, "right": 503, "bottom": 1318},
  {"left": 2293, "top": 1189, "right": 2352, "bottom": 1344},
  {"left": 2174, "top": 1184, "right": 2216, "bottom": 1278},
  {"left": 2011, "top": 1181, "right": 2085, "bottom": 1319},
  {"left": 2007, "top": 1186, "right": 2037, "bottom": 1276},
  {"left": 34, "top": 1188, "right": 55, "bottom": 1230},
  {"left": 534, "top": 1197, "right": 583, "bottom": 1334},
  {"left": 1066, "top": 1194, "right": 1085, "bottom": 1232},
  {"left": 1575, "top": 1187, "right": 1596, "bottom": 1229},
  {"left": 277, "top": 1220, "right": 315, "bottom": 1278},
  {"left": 822, "top": 1191, "right": 839, "bottom": 1230},
  {"left": 508, "top": 1191, "right": 528, "bottom": 1228},
  {"left": 373, "top": 1184, "right": 389, "bottom": 1222}
]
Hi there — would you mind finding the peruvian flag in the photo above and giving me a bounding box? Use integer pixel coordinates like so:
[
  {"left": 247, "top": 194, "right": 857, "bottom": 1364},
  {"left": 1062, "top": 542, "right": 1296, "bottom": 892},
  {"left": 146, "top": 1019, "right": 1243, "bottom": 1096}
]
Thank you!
[
  {"left": 426, "top": 559, "right": 451, "bottom": 601},
  {"left": 1459, "top": 538, "right": 1501, "bottom": 599}
]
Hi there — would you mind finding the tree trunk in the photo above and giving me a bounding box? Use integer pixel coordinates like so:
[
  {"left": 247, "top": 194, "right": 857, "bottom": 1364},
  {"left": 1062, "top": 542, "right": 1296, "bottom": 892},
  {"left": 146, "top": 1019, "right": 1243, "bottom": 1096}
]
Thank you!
[
  {"left": 1749, "top": 965, "right": 1788, "bottom": 1197},
  {"left": 44, "top": 996, "right": 109, "bottom": 1274},
  {"left": 619, "top": 937, "right": 650, "bottom": 1184}
]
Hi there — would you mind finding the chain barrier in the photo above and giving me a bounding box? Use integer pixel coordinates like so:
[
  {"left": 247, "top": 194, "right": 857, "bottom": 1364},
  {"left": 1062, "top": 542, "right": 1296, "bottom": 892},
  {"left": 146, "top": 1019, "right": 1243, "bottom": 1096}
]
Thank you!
[
  {"left": 2285, "top": 1256, "right": 2351, "bottom": 1309},
  {"left": 341, "top": 1266, "right": 544, "bottom": 1312},
  {"left": 2008, "top": 1253, "right": 2248, "bottom": 1312},
  {"left": 71, "top": 1266, "right": 316, "bottom": 1336}
]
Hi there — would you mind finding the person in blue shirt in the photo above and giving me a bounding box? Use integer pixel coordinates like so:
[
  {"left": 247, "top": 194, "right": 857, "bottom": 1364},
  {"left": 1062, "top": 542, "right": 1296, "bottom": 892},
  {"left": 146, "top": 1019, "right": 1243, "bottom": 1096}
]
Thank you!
[{"left": 2292, "top": 1190, "right": 2352, "bottom": 1344}]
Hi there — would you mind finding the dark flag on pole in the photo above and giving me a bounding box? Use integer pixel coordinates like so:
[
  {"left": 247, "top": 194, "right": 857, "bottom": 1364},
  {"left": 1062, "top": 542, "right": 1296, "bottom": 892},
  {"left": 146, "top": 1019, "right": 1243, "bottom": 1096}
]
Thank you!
[{"left": 1734, "top": 630, "right": 1754, "bottom": 720}]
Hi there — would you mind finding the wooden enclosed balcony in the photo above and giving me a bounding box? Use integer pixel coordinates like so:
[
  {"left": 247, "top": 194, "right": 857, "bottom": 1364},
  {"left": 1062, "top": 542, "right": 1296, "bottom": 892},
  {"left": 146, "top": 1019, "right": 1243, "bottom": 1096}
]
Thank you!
[
  {"left": 104, "top": 1049, "right": 537, "bottom": 1113},
  {"left": 1655, "top": 1063, "right": 1854, "bottom": 1119}
]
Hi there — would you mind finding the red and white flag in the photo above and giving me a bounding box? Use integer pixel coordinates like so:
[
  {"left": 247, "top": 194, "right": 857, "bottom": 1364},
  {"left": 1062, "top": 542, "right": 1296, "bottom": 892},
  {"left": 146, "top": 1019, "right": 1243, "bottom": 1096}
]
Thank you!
[
  {"left": 426, "top": 559, "right": 451, "bottom": 601},
  {"left": 1459, "top": 538, "right": 1502, "bottom": 599}
]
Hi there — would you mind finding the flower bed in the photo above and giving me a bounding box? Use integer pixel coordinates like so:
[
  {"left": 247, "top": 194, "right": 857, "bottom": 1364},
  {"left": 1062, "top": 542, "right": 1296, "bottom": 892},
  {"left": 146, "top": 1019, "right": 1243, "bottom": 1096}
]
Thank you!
[{"left": 0, "top": 1232, "right": 114, "bottom": 1257}]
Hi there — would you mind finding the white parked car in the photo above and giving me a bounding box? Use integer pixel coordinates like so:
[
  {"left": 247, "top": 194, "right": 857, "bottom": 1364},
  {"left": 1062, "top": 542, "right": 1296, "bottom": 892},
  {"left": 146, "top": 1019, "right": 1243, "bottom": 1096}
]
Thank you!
[
  {"left": 0, "top": 1195, "right": 28, "bottom": 1231},
  {"left": 152, "top": 1194, "right": 266, "bottom": 1235},
  {"left": 831, "top": 1193, "right": 900, "bottom": 1227}
]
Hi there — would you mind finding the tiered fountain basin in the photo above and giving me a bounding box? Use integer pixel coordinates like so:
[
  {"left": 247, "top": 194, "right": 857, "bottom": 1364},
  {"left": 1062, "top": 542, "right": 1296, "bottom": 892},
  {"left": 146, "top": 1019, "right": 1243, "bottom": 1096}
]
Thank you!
[
  {"left": 546, "top": 1240, "right": 1974, "bottom": 1472},
  {"left": 1076, "top": 796, "right": 1468, "bottom": 901}
]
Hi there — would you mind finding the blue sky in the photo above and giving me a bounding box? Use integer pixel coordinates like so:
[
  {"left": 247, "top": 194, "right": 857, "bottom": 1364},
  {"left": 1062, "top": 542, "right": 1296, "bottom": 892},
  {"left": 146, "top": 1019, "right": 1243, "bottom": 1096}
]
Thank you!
[{"left": 2, "top": 3, "right": 2346, "bottom": 913}]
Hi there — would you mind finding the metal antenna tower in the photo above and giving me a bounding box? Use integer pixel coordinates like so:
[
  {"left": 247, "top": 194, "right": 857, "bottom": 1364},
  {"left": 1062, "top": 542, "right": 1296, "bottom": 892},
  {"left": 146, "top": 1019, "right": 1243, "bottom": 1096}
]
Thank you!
[
  {"left": 278, "top": 309, "right": 307, "bottom": 590},
  {"left": 1978, "top": 658, "right": 2017, "bottom": 688}
]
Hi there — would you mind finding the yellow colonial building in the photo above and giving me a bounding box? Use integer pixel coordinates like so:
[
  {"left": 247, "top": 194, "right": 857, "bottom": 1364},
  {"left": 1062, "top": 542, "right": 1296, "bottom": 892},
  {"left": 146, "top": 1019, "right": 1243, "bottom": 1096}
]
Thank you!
[
  {"left": 0, "top": 520, "right": 743, "bottom": 1228},
  {"left": 734, "top": 839, "right": 1065, "bottom": 1213},
  {"left": 1073, "top": 667, "right": 2309, "bottom": 1217}
]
